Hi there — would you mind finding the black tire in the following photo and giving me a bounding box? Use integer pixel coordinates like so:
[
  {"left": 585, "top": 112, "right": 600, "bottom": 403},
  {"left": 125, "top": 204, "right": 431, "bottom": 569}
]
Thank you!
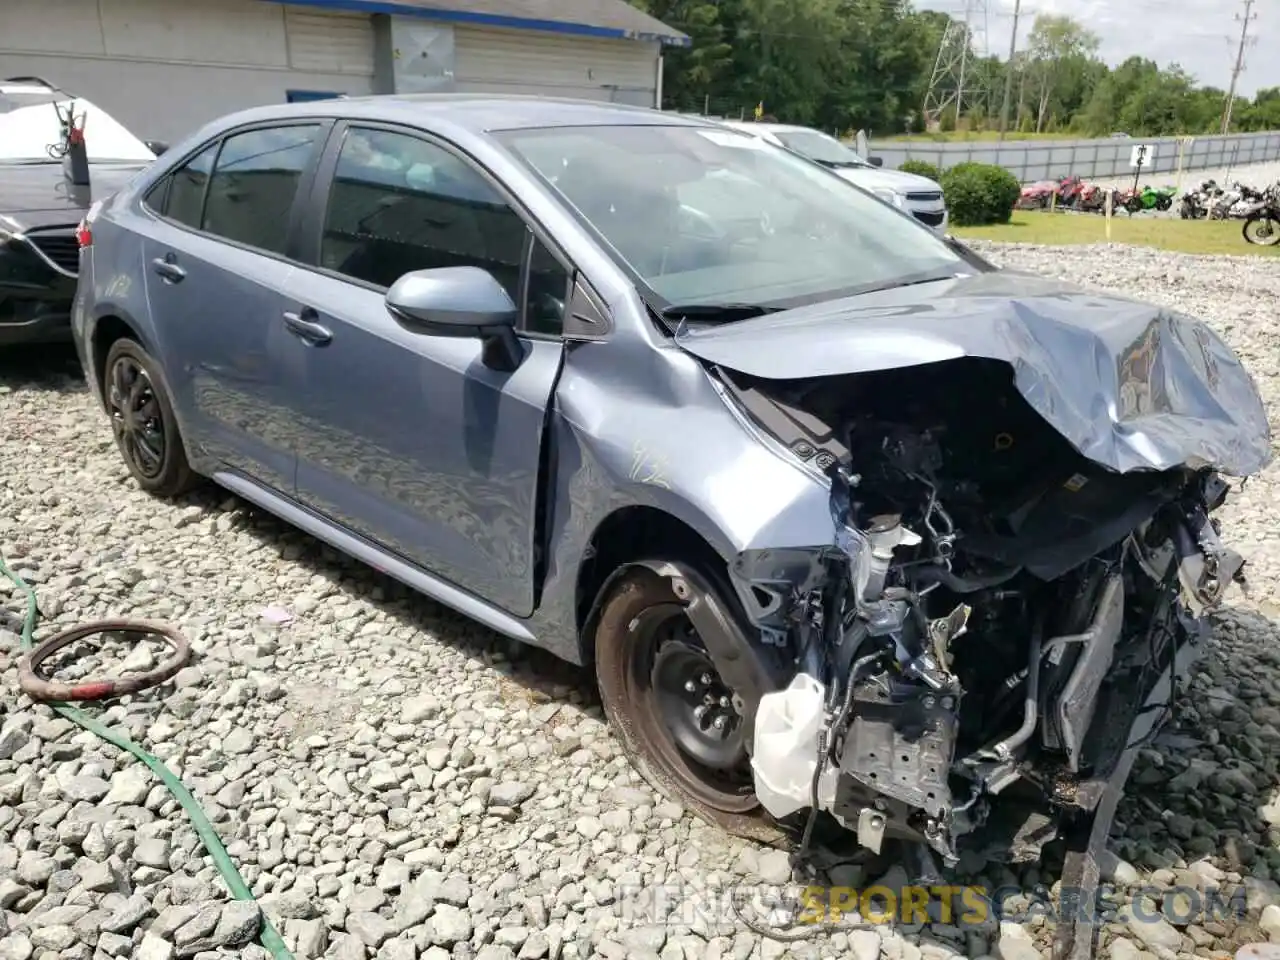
[
  {"left": 593, "top": 565, "right": 776, "bottom": 840},
  {"left": 1243, "top": 214, "right": 1280, "bottom": 246},
  {"left": 1155, "top": 195, "right": 1172, "bottom": 211},
  {"left": 103, "top": 338, "right": 198, "bottom": 497}
]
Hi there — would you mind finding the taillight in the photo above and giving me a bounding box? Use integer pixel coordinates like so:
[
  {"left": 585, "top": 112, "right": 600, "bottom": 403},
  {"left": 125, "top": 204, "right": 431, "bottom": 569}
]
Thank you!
[{"left": 78, "top": 199, "right": 104, "bottom": 248}]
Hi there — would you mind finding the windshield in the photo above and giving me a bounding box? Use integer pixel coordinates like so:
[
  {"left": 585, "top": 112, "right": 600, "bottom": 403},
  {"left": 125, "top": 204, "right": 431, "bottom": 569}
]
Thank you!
[
  {"left": 0, "top": 96, "right": 155, "bottom": 163},
  {"left": 772, "top": 129, "right": 869, "bottom": 168},
  {"left": 495, "top": 123, "right": 963, "bottom": 311}
]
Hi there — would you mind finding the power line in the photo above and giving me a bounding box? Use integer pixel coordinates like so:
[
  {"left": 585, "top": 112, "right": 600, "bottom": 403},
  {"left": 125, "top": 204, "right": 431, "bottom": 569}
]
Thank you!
[{"left": 1221, "top": 0, "right": 1257, "bottom": 134}]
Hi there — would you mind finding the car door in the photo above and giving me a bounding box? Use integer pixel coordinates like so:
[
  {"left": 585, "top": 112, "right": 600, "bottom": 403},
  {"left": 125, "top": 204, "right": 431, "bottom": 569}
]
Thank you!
[
  {"left": 281, "top": 122, "right": 571, "bottom": 618},
  {"left": 140, "top": 121, "right": 329, "bottom": 493}
]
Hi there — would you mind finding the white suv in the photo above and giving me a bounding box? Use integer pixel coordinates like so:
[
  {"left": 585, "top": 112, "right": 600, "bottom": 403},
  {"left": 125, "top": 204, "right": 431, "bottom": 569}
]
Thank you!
[{"left": 719, "top": 120, "right": 948, "bottom": 234}]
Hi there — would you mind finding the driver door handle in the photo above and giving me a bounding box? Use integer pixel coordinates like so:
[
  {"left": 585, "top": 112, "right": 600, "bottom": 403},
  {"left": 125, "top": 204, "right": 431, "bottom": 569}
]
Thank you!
[{"left": 282, "top": 307, "right": 332, "bottom": 346}]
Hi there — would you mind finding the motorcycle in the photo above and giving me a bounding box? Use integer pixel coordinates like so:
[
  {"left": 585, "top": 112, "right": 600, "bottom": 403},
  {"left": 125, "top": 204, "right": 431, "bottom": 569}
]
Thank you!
[
  {"left": 1142, "top": 185, "right": 1177, "bottom": 211},
  {"left": 1242, "top": 184, "right": 1280, "bottom": 246},
  {"left": 1017, "top": 180, "right": 1058, "bottom": 210},
  {"left": 1054, "top": 175, "right": 1086, "bottom": 208},
  {"left": 1114, "top": 187, "right": 1143, "bottom": 214},
  {"left": 1119, "top": 184, "right": 1177, "bottom": 214},
  {"left": 1179, "top": 180, "right": 1213, "bottom": 219},
  {"left": 1077, "top": 183, "right": 1109, "bottom": 213}
]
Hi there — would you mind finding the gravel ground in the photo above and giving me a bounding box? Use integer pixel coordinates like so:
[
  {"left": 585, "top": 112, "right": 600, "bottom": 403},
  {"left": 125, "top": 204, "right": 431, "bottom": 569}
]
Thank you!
[{"left": 3, "top": 241, "right": 1280, "bottom": 960}]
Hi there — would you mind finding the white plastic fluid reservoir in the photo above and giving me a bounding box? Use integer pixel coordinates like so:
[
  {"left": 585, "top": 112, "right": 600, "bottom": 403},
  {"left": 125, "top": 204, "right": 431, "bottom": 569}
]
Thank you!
[{"left": 751, "top": 674, "right": 831, "bottom": 819}]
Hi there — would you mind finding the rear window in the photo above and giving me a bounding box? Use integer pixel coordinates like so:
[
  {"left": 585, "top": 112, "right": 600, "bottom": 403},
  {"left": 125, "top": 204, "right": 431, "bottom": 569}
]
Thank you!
[{"left": 0, "top": 96, "right": 155, "bottom": 163}]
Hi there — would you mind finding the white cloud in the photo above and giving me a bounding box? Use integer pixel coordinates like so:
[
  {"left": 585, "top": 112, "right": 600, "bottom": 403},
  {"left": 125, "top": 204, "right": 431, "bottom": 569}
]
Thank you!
[{"left": 919, "top": 0, "right": 1276, "bottom": 96}]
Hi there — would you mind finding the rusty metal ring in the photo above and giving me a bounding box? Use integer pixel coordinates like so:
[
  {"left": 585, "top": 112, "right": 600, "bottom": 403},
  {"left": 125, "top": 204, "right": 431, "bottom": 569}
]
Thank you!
[{"left": 17, "top": 619, "right": 191, "bottom": 702}]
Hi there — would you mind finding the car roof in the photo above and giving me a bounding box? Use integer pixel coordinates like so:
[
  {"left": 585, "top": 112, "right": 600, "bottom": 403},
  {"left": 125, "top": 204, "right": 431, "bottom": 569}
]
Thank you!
[{"left": 201, "top": 93, "right": 720, "bottom": 135}]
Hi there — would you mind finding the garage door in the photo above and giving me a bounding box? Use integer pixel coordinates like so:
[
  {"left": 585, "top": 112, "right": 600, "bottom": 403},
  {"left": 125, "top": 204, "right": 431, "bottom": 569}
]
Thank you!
[
  {"left": 0, "top": 0, "right": 375, "bottom": 143},
  {"left": 453, "top": 24, "right": 658, "bottom": 107}
]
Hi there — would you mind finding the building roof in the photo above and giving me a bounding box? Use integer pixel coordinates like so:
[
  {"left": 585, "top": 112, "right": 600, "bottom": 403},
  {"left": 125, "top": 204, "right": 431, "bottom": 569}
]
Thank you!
[{"left": 277, "top": 0, "right": 690, "bottom": 46}]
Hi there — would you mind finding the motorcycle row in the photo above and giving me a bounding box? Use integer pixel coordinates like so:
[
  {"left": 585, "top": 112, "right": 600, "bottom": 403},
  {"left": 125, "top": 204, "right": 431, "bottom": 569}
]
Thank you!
[
  {"left": 1016, "top": 174, "right": 1280, "bottom": 246},
  {"left": 1178, "top": 179, "right": 1280, "bottom": 243},
  {"left": 1016, "top": 176, "right": 1177, "bottom": 214}
]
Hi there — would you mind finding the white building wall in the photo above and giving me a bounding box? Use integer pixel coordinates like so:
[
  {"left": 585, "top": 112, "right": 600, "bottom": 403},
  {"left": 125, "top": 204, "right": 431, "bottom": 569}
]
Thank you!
[
  {"left": 453, "top": 24, "right": 659, "bottom": 106},
  {"left": 0, "top": 0, "right": 375, "bottom": 143}
]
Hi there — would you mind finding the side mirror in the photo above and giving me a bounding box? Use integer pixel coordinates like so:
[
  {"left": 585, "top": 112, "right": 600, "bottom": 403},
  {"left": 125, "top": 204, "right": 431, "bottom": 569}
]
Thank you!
[
  {"left": 868, "top": 156, "right": 884, "bottom": 168},
  {"left": 385, "top": 266, "right": 523, "bottom": 371},
  {"left": 145, "top": 140, "right": 169, "bottom": 157}
]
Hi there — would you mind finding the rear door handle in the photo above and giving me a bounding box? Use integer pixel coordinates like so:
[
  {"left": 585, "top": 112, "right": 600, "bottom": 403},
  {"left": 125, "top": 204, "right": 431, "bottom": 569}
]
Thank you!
[
  {"left": 282, "top": 308, "right": 332, "bottom": 346},
  {"left": 151, "top": 257, "right": 185, "bottom": 283}
]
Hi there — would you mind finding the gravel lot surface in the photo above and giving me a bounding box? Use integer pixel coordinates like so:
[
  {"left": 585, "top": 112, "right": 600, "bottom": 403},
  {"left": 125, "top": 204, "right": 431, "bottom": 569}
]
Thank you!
[{"left": 3, "top": 241, "right": 1280, "bottom": 960}]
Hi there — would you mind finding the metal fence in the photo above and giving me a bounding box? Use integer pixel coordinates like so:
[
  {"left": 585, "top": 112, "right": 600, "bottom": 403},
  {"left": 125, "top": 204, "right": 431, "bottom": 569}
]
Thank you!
[{"left": 868, "top": 131, "right": 1280, "bottom": 183}]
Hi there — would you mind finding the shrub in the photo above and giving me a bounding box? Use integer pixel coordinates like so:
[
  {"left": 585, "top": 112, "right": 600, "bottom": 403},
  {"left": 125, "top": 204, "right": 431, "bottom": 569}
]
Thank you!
[
  {"left": 898, "top": 159, "right": 943, "bottom": 183},
  {"left": 939, "top": 162, "right": 1021, "bottom": 226}
]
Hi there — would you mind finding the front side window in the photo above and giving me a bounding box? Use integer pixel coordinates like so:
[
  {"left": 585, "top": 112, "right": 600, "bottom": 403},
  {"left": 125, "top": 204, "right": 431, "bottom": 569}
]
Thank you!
[
  {"left": 201, "top": 125, "right": 323, "bottom": 255},
  {"left": 525, "top": 238, "right": 570, "bottom": 335},
  {"left": 319, "top": 126, "right": 567, "bottom": 333},
  {"left": 0, "top": 96, "right": 155, "bottom": 163},
  {"left": 496, "top": 124, "right": 964, "bottom": 314}
]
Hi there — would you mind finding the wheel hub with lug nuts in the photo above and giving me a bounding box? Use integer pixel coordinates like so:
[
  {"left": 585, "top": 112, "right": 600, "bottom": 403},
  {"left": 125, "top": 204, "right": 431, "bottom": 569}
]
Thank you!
[{"left": 652, "top": 640, "right": 745, "bottom": 771}]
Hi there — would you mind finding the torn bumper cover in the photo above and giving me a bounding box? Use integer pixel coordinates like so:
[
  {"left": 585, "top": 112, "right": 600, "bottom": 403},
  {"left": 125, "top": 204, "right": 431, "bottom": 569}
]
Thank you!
[{"left": 661, "top": 271, "right": 1272, "bottom": 875}]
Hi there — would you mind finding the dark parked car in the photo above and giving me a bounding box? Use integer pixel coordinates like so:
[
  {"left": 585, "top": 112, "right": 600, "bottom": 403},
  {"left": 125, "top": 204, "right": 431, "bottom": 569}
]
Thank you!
[
  {"left": 0, "top": 77, "right": 162, "bottom": 346},
  {"left": 70, "top": 95, "right": 1268, "bottom": 914}
]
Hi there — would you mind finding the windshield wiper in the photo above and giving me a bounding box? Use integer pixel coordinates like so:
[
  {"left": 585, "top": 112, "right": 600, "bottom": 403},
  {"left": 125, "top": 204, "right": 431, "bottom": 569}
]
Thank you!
[{"left": 660, "top": 303, "right": 781, "bottom": 323}]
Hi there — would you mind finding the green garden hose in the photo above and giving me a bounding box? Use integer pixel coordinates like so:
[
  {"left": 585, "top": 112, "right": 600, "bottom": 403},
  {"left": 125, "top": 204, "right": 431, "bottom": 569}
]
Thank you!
[{"left": 0, "top": 552, "right": 294, "bottom": 960}]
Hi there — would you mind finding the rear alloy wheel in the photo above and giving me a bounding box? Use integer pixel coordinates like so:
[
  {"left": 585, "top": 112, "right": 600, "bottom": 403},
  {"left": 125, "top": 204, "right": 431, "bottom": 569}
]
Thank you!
[
  {"left": 104, "top": 339, "right": 197, "bottom": 497},
  {"left": 594, "top": 567, "right": 761, "bottom": 828}
]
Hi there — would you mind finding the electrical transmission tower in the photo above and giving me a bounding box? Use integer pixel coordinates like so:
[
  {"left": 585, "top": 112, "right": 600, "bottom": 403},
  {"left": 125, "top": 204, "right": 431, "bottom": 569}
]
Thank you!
[
  {"left": 923, "top": 0, "right": 991, "bottom": 130},
  {"left": 1221, "top": 0, "right": 1257, "bottom": 134}
]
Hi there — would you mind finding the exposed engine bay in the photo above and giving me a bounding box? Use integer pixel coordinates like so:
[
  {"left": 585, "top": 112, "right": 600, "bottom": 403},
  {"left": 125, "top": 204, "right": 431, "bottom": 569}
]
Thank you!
[{"left": 714, "top": 357, "right": 1247, "bottom": 867}]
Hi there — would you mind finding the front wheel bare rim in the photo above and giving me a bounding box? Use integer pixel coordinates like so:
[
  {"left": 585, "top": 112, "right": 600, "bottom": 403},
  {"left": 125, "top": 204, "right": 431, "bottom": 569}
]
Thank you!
[
  {"left": 626, "top": 603, "right": 757, "bottom": 814},
  {"left": 108, "top": 356, "right": 166, "bottom": 480}
]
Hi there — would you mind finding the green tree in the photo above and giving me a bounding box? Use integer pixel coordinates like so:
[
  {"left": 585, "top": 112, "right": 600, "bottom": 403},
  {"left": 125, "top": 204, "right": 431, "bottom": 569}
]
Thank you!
[
  {"left": 630, "top": 0, "right": 734, "bottom": 111},
  {"left": 1025, "top": 14, "right": 1101, "bottom": 132},
  {"left": 631, "top": 0, "right": 1280, "bottom": 140}
]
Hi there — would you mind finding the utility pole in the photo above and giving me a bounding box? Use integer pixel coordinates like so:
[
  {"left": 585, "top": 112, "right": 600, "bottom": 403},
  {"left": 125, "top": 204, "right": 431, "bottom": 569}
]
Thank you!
[
  {"left": 1221, "top": 0, "right": 1257, "bottom": 134},
  {"left": 998, "top": 0, "right": 1022, "bottom": 140}
]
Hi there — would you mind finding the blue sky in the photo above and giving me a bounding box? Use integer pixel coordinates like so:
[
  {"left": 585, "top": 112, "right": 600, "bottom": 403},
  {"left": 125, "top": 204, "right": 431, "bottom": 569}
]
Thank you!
[{"left": 917, "top": 0, "right": 1275, "bottom": 97}]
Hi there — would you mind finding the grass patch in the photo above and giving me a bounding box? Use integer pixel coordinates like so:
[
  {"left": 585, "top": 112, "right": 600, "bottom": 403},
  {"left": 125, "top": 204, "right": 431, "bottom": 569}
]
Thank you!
[{"left": 951, "top": 211, "right": 1279, "bottom": 257}]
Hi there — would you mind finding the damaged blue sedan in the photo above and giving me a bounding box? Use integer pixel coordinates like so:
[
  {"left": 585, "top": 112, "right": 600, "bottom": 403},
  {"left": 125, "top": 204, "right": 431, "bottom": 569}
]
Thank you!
[{"left": 71, "top": 95, "right": 1271, "bottom": 939}]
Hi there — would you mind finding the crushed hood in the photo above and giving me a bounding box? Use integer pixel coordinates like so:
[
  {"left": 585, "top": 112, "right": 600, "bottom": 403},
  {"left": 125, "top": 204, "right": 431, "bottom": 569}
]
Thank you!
[{"left": 676, "top": 270, "right": 1273, "bottom": 478}]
